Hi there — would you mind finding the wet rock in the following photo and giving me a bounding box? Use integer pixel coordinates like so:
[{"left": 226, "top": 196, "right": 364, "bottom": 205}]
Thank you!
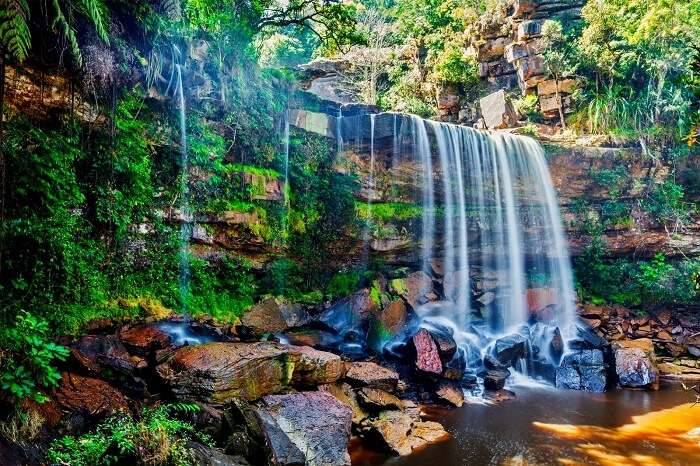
[
  {"left": 495, "top": 334, "right": 527, "bottom": 366},
  {"left": 569, "top": 322, "right": 607, "bottom": 350},
  {"left": 281, "top": 327, "right": 337, "bottom": 348},
  {"left": 55, "top": 372, "right": 130, "bottom": 418},
  {"left": 612, "top": 339, "right": 659, "bottom": 390},
  {"left": 423, "top": 322, "right": 457, "bottom": 361},
  {"left": 481, "top": 367, "right": 511, "bottom": 391},
  {"left": 368, "top": 300, "right": 408, "bottom": 352},
  {"left": 483, "top": 354, "right": 506, "bottom": 370},
  {"left": 157, "top": 342, "right": 291, "bottom": 404},
  {"left": 344, "top": 362, "right": 400, "bottom": 392},
  {"left": 484, "top": 389, "right": 516, "bottom": 403},
  {"left": 549, "top": 327, "right": 564, "bottom": 362},
  {"left": 357, "top": 387, "right": 402, "bottom": 411},
  {"left": 70, "top": 335, "right": 135, "bottom": 376},
  {"left": 442, "top": 348, "right": 467, "bottom": 380},
  {"left": 429, "top": 259, "right": 444, "bottom": 277},
  {"left": 254, "top": 392, "right": 353, "bottom": 466},
  {"left": 401, "top": 271, "right": 434, "bottom": 309},
  {"left": 525, "top": 288, "right": 559, "bottom": 315},
  {"left": 187, "top": 441, "right": 250, "bottom": 466},
  {"left": 318, "top": 288, "right": 378, "bottom": 335},
  {"left": 118, "top": 324, "right": 172, "bottom": 357},
  {"left": 412, "top": 329, "right": 443, "bottom": 375},
  {"left": 319, "top": 382, "right": 370, "bottom": 424},
  {"left": 555, "top": 349, "right": 607, "bottom": 392},
  {"left": 287, "top": 345, "right": 346, "bottom": 386},
  {"left": 435, "top": 381, "right": 464, "bottom": 407},
  {"left": 360, "top": 410, "right": 448, "bottom": 456},
  {"left": 238, "top": 298, "right": 311, "bottom": 338}
]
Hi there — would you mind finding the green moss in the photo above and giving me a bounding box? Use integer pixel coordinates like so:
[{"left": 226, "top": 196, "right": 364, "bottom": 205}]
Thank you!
[
  {"left": 356, "top": 202, "right": 422, "bottom": 222},
  {"left": 227, "top": 163, "right": 281, "bottom": 179},
  {"left": 370, "top": 280, "right": 382, "bottom": 306},
  {"left": 389, "top": 278, "right": 407, "bottom": 297}
]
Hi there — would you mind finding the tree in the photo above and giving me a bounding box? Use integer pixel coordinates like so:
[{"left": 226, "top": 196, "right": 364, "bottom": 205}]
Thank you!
[{"left": 541, "top": 19, "right": 578, "bottom": 129}]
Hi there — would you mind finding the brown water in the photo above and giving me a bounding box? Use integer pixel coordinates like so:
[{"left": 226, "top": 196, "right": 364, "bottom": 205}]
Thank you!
[{"left": 352, "top": 382, "right": 700, "bottom": 466}]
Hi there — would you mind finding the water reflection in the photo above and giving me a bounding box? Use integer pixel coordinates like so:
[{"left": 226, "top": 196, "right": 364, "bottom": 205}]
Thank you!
[{"left": 353, "top": 384, "right": 699, "bottom": 466}]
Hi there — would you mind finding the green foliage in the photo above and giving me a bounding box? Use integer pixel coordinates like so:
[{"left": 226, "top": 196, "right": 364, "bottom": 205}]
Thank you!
[
  {"left": 0, "top": 312, "right": 69, "bottom": 405},
  {"left": 326, "top": 270, "right": 362, "bottom": 300},
  {"left": 50, "top": 0, "right": 110, "bottom": 66},
  {"left": 641, "top": 178, "right": 696, "bottom": 231},
  {"left": 0, "top": 0, "right": 31, "bottom": 61},
  {"left": 46, "top": 403, "right": 212, "bottom": 466},
  {"left": 356, "top": 202, "right": 422, "bottom": 222},
  {"left": 575, "top": 237, "right": 700, "bottom": 307}
]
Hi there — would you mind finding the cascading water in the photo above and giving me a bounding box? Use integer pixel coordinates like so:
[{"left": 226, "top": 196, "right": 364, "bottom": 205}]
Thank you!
[
  {"left": 338, "top": 111, "right": 576, "bottom": 379},
  {"left": 175, "top": 64, "right": 191, "bottom": 316}
]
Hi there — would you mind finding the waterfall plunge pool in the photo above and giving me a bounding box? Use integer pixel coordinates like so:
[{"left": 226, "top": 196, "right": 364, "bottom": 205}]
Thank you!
[{"left": 351, "top": 382, "right": 700, "bottom": 466}]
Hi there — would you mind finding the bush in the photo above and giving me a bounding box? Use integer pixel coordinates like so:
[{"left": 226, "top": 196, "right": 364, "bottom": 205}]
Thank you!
[
  {"left": 0, "top": 312, "right": 69, "bottom": 405},
  {"left": 46, "top": 403, "right": 212, "bottom": 466}
]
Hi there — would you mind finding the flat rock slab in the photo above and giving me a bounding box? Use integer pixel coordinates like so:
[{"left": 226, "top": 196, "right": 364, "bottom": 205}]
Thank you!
[
  {"left": 255, "top": 392, "right": 353, "bottom": 466},
  {"left": 118, "top": 325, "right": 172, "bottom": 356},
  {"left": 157, "top": 342, "right": 291, "bottom": 404},
  {"left": 344, "top": 362, "right": 399, "bottom": 392},
  {"left": 55, "top": 372, "right": 129, "bottom": 418},
  {"left": 238, "top": 298, "right": 311, "bottom": 338},
  {"left": 412, "top": 329, "right": 442, "bottom": 375},
  {"left": 287, "top": 345, "right": 346, "bottom": 386},
  {"left": 360, "top": 410, "right": 448, "bottom": 456}
]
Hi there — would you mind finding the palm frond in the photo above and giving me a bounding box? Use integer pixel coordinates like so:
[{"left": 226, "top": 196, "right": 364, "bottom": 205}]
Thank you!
[{"left": 0, "top": 0, "right": 31, "bottom": 62}]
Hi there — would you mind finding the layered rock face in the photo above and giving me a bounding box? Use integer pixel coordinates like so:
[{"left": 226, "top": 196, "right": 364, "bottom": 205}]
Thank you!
[{"left": 471, "top": 0, "right": 584, "bottom": 121}]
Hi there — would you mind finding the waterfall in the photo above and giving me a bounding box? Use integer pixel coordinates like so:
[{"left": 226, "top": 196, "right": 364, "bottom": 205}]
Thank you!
[
  {"left": 175, "top": 64, "right": 191, "bottom": 315},
  {"left": 336, "top": 111, "right": 577, "bottom": 370}
]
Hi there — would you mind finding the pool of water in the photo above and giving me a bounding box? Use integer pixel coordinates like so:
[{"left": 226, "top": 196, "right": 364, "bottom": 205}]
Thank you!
[{"left": 352, "top": 381, "right": 700, "bottom": 466}]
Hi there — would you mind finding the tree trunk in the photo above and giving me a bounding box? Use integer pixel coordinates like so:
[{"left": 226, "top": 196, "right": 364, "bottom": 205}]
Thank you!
[{"left": 554, "top": 78, "right": 566, "bottom": 129}]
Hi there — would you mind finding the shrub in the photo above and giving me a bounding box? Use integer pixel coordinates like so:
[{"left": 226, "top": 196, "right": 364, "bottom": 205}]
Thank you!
[
  {"left": 46, "top": 403, "right": 212, "bottom": 466},
  {"left": 0, "top": 312, "right": 69, "bottom": 405}
]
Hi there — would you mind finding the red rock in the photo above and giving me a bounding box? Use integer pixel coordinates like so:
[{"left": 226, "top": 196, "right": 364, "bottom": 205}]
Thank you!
[
  {"left": 581, "top": 318, "right": 602, "bottom": 329},
  {"left": 525, "top": 288, "right": 559, "bottom": 313},
  {"left": 412, "top": 329, "right": 442, "bottom": 375},
  {"left": 55, "top": 373, "right": 129, "bottom": 417},
  {"left": 435, "top": 381, "right": 464, "bottom": 407},
  {"left": 656, "top": 330, "right": 673, "bottom": 341},
  {"left": 118, "top": 325, "right": 171, "bottom": 356},
  {"left": 612, "top": 339, "right": 659, "bottom": 390}
]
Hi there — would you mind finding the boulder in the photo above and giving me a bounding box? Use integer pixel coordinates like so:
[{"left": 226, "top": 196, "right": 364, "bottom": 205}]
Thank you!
[
  {"left": 423, "top": 323, "right": 457, "bottom": 361},
  {"left": 357, "top": 387, "right": 402, "bottom": 411},
  {"left": 287, "top": 345, "right": 346, "bottom": 386},
  {"left": 401, "top": 271, "right": 434, "bottom": 309},
  {"left": 555, "top": 349, "right": 607, "bottom": 392},
  {"left": 187, "top": 441, "right": 250, "bottom": 466},
  {"left": 360, "top": 410, "right": 448, "bottom": 456},
  {"left": 319, "top": 382, "right": 370, "bottom": 425},
  {"left": 612, "top": 339, "right": 659, "bottom": 390},
  {"left": 238, "top": 298, "right": 311, "bottom": 338},
  {"left": 435, "top": 381, "right": 464, "bottom": 407},
  {"left": 481, "top": 367, "right": 510, "bottom": 391},
  {"left": 494, "top": 334, "right": 527, "bottom": 366},
  {"left": 525, "top": 288, "right": 559, "bottom": 314},
  {"left": 70, "top": 335, "right": 135, "bottom": 376},
  {"left": 377, "top": 300, "right": 408, "bottom": 335},
  {"left": 549, "top": 327, "right": 564, "bottom": 362},
  {"left": 318, "top": 288, "right": 378, "bottom": 335},
  {"left": 443, "top": 348, "right": 467, "bottom": 380},
  {"left": 157, "top": 342, "right": 291, "bottom": 404},
  {"left": 344, "top": 362, "right": 400, "bottom": 392},
  {"left": 517, "top": 20, "right": 545, "bottom": 40},
  {"left": 118, "top": 325, "right": 171, "bottom": 356},
  {"left": 55, "top": 372, "right": 130, "bottom": 418},
  {"left": 254, "top": 392, "right": 353, "bottom": 466},
  {"left": 412, "top": 329, "right": 443, "bottom": 375},
  {"left": 479, "top": 90, "right": 519, "bottom": 130}
]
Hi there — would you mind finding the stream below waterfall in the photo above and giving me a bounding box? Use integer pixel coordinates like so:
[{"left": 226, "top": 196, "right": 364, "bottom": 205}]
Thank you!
[{"left": 351, "top": 382, "right": 700, "bottom": 466}]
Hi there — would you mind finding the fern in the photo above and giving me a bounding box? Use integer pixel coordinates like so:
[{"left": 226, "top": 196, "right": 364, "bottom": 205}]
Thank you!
[
  {"left": 162, "top": 0, "right": 182, "bottom": 20},
  {"left": 78, "top": 0, "right": 109, "bottom": 42},
  {"left": 165, "top": 402, "right": 201, "bottom": 415},
  {"left": 51, "top": 0, "right": 83, "bottom": 66},
  {"left": 0, "top": 0, "right": 31, "bottom": 62}
]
